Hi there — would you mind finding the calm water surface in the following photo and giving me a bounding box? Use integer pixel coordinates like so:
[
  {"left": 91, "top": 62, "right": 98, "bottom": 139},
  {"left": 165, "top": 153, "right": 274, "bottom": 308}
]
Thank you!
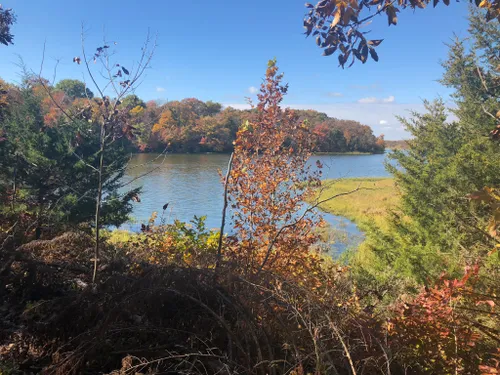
[{"left": 122, "top": 153, "right": 391, "bottom": 254}]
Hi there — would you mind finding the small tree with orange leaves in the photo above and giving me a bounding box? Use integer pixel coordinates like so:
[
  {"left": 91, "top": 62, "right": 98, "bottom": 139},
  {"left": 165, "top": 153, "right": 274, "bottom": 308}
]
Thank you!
[{"left": 225, "top": 59, "right": 323, "bottom": 277}]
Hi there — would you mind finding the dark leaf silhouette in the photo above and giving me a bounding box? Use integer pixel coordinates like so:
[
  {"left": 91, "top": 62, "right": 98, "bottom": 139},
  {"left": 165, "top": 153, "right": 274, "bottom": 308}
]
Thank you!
[
  {"left": 369, "top": 48, "right": 379, "bottom": 61},
  {"left": 368, "top": 39, "right": 383, "bottom": 47},
  {"left": 323, "top": 46, "right": 337, "bottom": 56}
]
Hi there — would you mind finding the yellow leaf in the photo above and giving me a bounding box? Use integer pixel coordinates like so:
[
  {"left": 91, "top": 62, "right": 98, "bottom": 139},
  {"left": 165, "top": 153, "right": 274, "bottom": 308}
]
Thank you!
[{"left": 331, "top": 8, "right": 341, "bottom": 28}]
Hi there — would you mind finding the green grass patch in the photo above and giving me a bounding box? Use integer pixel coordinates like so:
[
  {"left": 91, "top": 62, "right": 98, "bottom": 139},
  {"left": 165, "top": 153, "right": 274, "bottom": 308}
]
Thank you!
[{"left": 310, "top": 177, "right": 398, "bottom": 232}]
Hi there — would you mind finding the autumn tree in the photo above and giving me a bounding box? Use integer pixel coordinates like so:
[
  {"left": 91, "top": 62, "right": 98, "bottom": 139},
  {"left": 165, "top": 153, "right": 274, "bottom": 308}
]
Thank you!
[
  {"left": 151, "top": 107, "right": 177, "bottom": 147},
  {"left": 226, "top": 59, "right": 322, "bottom": 275},
  {"left": 196, "top": 107, "right": 243, "bottom": 152}
]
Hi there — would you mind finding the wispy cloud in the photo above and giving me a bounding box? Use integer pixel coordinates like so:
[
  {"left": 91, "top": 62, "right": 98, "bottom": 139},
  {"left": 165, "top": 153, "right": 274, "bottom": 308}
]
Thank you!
[
  {"left": 327, "top": 92, "right": 343, "bottom": 97},
  {"left": 156, "top": 87, "right": 165, "bottom": 92},
  {"left": 358, "top": 95, "right": 395, "bottom": 104},
  {"left": 248, "top": 86, "right": 258, "bottom": 94},
  {"left": 379, "top": 120, "right": 388, "bottom": 125},
  {"left": 358, "top": 97, "right": 378, "bottom": 104}
]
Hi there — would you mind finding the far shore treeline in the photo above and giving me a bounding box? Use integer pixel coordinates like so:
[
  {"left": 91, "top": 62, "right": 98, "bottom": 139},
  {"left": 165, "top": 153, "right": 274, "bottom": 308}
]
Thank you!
[{"left": 0, "top": 77, "right": 385, "bottom": 154}]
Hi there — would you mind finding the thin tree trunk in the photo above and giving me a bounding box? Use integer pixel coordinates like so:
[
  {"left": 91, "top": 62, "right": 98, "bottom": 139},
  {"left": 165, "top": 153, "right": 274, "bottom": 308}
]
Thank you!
[
  {"left": 215, "top": 152, "right": 234, "bottom": 271},
  {"left": 92, "top": 135, "right": 105, "bottom": 284}
]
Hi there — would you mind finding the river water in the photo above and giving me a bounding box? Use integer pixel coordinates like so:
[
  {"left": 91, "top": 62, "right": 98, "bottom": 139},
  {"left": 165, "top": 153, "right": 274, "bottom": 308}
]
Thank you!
[{"left": 122, "top": 153, "right": 391, "bottom": 254}]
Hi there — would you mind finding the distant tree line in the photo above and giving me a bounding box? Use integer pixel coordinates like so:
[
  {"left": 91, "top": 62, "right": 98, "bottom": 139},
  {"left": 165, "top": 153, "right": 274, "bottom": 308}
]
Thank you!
[
  {"left": 384, "top": 140, "right": 409, "bottom": 150},
  {"left": 1, "top": 77, "right": 385, "bottom": 154},
  {"left": 136, "top": 97, "right": 385, "bottom": 153}
]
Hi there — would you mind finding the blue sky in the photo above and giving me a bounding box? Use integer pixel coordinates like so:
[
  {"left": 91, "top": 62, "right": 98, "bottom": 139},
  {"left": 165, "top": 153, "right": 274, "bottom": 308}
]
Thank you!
[{"left": 0, "top": 0, "right": 471, "bottom": 139}]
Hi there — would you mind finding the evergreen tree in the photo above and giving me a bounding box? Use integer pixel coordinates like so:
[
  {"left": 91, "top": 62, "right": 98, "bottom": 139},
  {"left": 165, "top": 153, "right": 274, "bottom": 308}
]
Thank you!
[
  {"left": 356, "top": 11, "right": 500, "bottom": 288},
  {"left": 0, "top": 78, "right": 139, "bottom": 241},
  {"left": 55, "top": 79, "right": 94, "bottom": 99}
]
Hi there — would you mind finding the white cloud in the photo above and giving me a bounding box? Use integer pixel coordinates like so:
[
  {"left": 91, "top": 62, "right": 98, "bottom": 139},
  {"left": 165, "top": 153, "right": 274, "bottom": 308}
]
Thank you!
[
  {"left": 248, "top": 86, "right": 259, "bottom": 94},
  {"left": 358, "top": 97, "right": 378, "bottom": 104},
  {"left": 327, "top": 92, "right": 343, "bottom": 97},
  {"left": 358, "top": 95, "right": 395, "bottom": 104},
  {"left": 379, "top": 120, "right": 388, "bottom": 125},
  {"left": 156, "top": 87, "right": 165, "bottom": 92}
]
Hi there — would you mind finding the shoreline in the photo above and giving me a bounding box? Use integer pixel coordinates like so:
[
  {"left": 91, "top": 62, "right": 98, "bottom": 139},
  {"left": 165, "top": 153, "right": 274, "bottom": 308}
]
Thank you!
[{"left": 132, "top": 151, "right": 386, "bottom": 156}]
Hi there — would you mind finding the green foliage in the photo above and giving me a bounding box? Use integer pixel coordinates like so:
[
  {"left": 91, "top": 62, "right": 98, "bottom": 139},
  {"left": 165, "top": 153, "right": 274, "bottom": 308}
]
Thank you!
[
  {"left": 120, "top": 94, "right": 145, "bottom": 109},
  {"left": 55, "top": 79, "right": 94, "bottom": 99},
  {"left": 122, "top": 215, "right": 219, "bottom": 267}
]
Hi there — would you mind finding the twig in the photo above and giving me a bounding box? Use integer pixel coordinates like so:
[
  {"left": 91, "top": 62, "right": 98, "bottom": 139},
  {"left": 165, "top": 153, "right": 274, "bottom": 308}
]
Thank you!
[
  {"left": 328, "top": 317, "right": 357, "bottom": 375},
  {"left": 257, "top": 183, "right": 363, "bottom": 273},
  {"left": 120, "top": 147, "right": 169, "bottom": 188}
]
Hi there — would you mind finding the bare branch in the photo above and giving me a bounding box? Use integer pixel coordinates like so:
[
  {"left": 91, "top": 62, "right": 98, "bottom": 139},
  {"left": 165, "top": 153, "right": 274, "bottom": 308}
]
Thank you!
[
  {"left": 258, "top": 183, "right": 363, "bottom": 273},
  {"left": 215, "top": 152, "right": 234, "bottom": 271},
  {"left": 120, "top": 148, "right": 169, "bottom": 188}
]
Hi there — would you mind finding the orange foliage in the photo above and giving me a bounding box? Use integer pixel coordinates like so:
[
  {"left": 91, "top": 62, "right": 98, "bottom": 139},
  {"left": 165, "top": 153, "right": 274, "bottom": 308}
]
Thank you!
[
  {"left": 226, "top": 60, "right": 323, "bottom": 278},
  {"left": 42, "top": 91, "right": 68, "bottom": 126},
  {"left": 390, "top": 262, "right": 500, "bottom": 374},
  {"left": 152, "top": 108, "right": 176, "bottom": 144}
]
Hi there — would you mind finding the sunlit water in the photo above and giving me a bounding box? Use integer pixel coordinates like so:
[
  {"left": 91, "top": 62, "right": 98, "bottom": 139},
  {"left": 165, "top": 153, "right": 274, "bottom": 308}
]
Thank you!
[{"left": 121, "top": 153, "right": 391, "bottom": 255}]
